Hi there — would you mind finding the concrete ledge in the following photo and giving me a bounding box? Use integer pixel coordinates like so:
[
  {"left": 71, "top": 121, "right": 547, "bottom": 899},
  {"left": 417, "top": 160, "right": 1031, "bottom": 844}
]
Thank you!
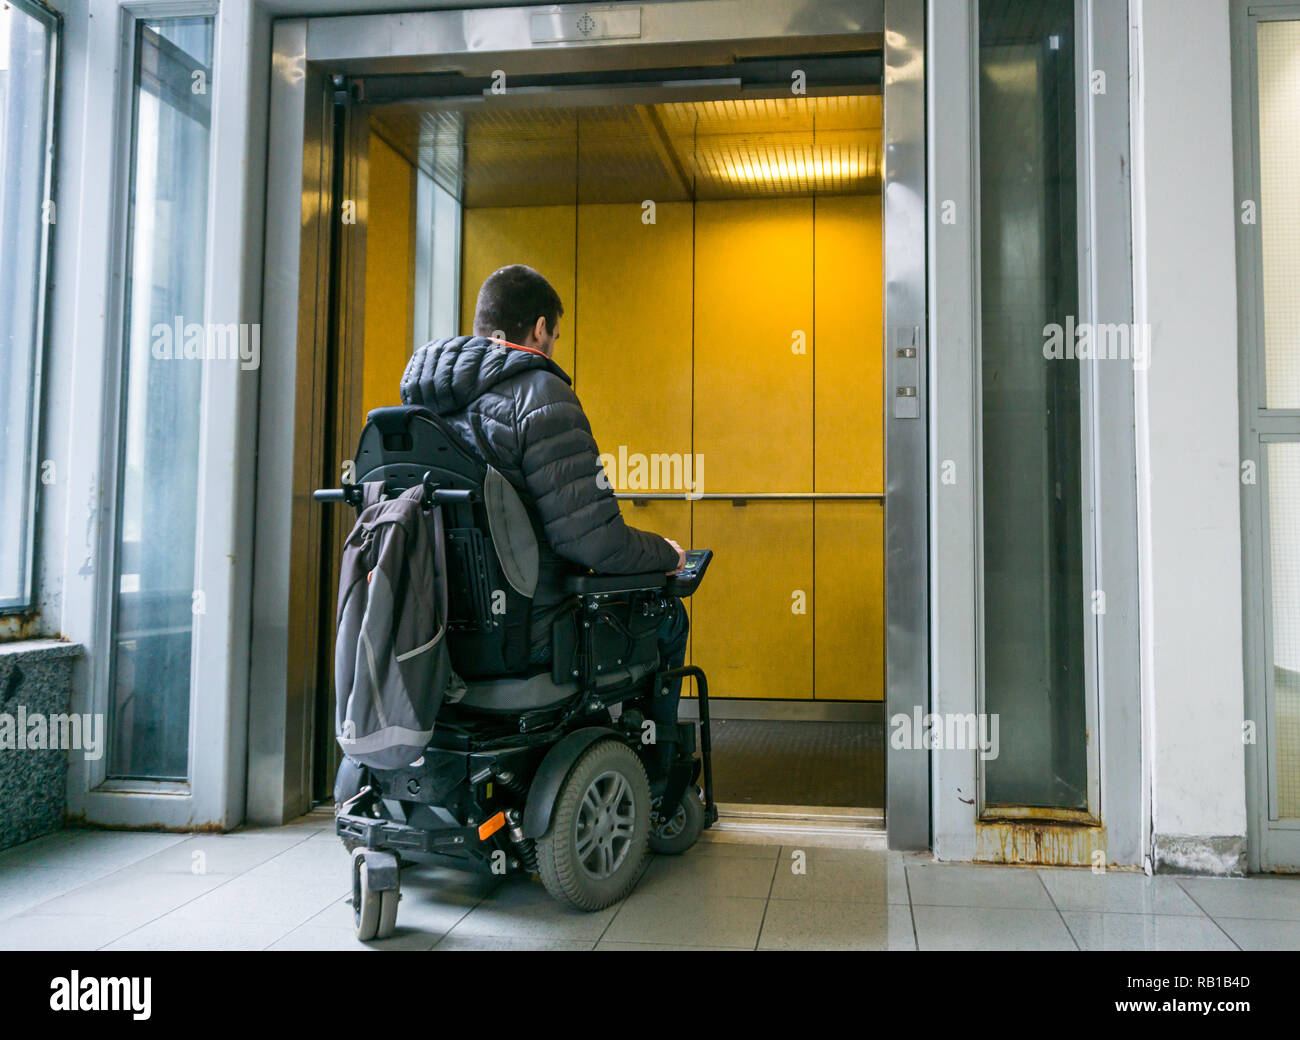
[
  {"left": 1154, "top": 833, "right": 1247, "bottom": 876},
  {"left": 0, "top": 639, "right": 84, "bottom": 662},
  {"left": 0, "top": 640, "right": 85, "bottom": 851}
]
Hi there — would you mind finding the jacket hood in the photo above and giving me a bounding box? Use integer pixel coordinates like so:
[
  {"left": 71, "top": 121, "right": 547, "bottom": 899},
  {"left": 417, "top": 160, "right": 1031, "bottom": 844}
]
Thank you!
[{"left": 399, "top": 335, "right": 571, "bottom": 416}]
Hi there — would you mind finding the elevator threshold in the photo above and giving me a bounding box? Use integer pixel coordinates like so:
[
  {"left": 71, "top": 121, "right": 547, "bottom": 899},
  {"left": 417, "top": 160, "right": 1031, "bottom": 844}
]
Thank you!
[{"left": 704, "top": 803, "right": 886, "bottom": 850}]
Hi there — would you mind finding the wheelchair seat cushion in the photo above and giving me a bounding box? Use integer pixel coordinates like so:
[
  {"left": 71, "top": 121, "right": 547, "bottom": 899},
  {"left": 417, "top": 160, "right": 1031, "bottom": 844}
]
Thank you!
[{"left": 457, "top": 660, "right": 658, "bottom": 713}]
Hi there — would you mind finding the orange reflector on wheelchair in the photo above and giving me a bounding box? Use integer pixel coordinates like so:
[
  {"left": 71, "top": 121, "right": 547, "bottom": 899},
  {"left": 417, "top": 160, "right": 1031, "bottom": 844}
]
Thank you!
[{"left": 477, "top": 811, "right": 506, "bottom": 841}]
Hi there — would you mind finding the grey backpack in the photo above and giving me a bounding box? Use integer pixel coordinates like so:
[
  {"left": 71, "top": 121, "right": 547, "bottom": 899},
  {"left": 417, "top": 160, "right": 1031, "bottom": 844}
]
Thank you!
[{"left": 334, "top": 482, "right": 464, "bottom": 770}]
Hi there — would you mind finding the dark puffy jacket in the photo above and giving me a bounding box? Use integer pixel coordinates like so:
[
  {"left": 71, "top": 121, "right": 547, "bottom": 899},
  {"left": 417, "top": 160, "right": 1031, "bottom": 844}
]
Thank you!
[{"left": 399, "top": 336, "right": 678, "bottom": 650}]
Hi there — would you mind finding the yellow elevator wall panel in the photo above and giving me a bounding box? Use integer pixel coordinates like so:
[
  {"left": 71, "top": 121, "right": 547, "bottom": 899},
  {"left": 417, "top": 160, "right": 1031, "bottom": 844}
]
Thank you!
[
  {"left": 691, "top": 502, "right": 813, "bottom": 700},
  {"left": 456, "top": 194, "right": 881, "bottom": 701},
  {"left": 623, "top": 500, "right": 693, "bottom": 661},
  {"left": 814, "top": 195, "right": 884, "bottom": 493},
  {"left": 693, "top": 198, "right": 814, "bottom": 493},
  {"left": 620, "top": 501, "right": 691, "bottom": 564},
  {"left": 459, "top": 206, "right": 577, "bottom": 378},
  {"left": 576, "top": 203, "right": 694, "bottom": 484},
  {"left": 814, "top": 501, "right": 885, "bottom": 702},
  {"left": 362, "top": 133, "right": 415, "bottom": 416}
]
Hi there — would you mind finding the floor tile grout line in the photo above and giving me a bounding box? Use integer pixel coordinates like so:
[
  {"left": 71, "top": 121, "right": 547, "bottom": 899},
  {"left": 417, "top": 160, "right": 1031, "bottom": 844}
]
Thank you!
[
  {"left": 90, "top": 834, "right": 346, "bottom": 951},
  {"left": 0, "top": 832, "right": 210, "bottom": 920},
  {"left": 287, "top": 876, "right": 477, "bottom": 948},
  {"left": 38, "top": 836, "right": 301, "bottom": 941},
  {"left": 428, "top": 876, "right": 509, "bottom": 949},
  {"left": 0, "top": 830, "right": 182, "bottom": 873},
  {"left": 1033, "top": 868, "right": 1080, "bottom": 950},
  {"left": 96, "top": 871, "right": 288, "bottom": 951},
  {"left": 909, "top": 899, "right": 1070, "bottom": 910},
  {"left": 904, "top": 861, "right": 919, "bottom": 951},
  {"left": 1172, "top": 879, "right": 1244, "bottom": 951},
  {"left": 23, "top": 827, "right": 320, "bottom": 905},
  {"left": 751, "top": 846, "right": 783, "bottom": 951},
  {"left": 271, "top": 869, "right": 501, "bottom": 951},
  {"left": 590, "top": 853, "right": 656, "bottom": 948}
]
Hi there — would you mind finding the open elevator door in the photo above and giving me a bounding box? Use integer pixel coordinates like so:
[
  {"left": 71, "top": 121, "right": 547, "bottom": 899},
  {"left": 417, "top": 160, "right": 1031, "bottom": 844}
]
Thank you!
[{"left": 256, "top": 0, "right": 928, "bottom": 852}]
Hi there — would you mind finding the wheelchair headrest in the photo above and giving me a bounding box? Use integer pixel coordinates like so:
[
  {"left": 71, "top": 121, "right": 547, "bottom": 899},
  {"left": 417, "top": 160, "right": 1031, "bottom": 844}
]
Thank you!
[{"left": 367, "top": 405, "right": 434, "bottom": 438}]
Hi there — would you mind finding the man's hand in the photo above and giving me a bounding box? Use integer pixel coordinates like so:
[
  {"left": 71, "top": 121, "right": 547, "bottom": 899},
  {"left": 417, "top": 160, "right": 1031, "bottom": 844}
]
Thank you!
[{"left": 664, "top": 538, "right": 686, "bottom": 575}]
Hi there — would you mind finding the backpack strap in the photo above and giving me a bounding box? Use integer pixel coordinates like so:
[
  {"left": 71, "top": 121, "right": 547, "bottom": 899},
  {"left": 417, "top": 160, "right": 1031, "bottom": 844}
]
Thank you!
[
  {"left": 421, "top": 489, "right": 467, "bottom": 704},
  {"left": 397, "top": 483, "right": 450, "bottom": 646},
  {"left": 431, "top": 502, "right": 449, "bottom": 639}
]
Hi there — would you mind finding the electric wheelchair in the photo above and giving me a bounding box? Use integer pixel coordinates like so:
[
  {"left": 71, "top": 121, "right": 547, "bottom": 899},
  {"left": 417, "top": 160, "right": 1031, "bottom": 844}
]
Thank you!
[{"left": 315, "top": 405, "right": 717, "bottom": 939}]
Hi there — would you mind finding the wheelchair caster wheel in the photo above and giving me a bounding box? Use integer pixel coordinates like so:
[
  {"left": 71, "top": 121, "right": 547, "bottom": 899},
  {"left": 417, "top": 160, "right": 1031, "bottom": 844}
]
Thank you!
[
  {"left": 537, "top": 739, "right": 650, "bottom": 911},
  {"left": 352, "top": 850, "right": 400, "bottom": 941},
  {"left": 649, "top": 781, "right": 706, "bottom": 855}
]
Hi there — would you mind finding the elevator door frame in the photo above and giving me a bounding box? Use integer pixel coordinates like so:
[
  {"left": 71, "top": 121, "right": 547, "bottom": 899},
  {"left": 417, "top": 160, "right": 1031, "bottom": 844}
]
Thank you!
[
  {"left": 252, "top": 0, "right": 931, "bottom": 851},
  {"left": 927, "top": 0, "right": 1142, "bottom": 866}
]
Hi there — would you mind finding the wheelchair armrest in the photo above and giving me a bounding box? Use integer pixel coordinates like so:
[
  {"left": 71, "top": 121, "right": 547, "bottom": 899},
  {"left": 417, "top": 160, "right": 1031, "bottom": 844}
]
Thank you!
[
  {"left": 665, "top": 548, "right": 713, "bottom": 598},
  {"left": 563, "top": 571, "right": 668, "bottom": 595}
]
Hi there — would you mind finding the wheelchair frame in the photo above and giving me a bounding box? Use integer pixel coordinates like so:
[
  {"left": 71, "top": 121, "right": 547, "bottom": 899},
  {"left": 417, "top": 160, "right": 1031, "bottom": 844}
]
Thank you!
[{"left": 318, "top": 449, "right": 717, "bottom": 927}]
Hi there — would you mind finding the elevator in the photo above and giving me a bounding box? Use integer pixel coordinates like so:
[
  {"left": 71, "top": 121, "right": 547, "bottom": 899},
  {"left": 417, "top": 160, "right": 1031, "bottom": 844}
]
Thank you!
[
  {"left": 253, "top": 0, "right": 929, "bottom": 850},
  {"left": 360, "top": 87, "right": 885, "bottom": 815}
]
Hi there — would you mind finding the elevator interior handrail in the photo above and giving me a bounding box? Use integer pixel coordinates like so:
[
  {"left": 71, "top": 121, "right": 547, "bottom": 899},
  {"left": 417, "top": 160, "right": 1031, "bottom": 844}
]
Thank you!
[{"left": 616, "top": 492, "right": 885, "bottom": 502}]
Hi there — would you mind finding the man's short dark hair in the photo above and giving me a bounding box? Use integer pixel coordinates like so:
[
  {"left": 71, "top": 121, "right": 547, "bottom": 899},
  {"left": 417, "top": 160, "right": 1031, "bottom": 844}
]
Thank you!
[{"left": 472, "top": 264, "right": 564, "bottom": 344}]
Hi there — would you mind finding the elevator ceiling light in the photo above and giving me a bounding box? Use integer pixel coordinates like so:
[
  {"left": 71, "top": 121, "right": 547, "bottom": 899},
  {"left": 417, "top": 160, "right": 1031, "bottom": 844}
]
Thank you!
[
  {"left": 714, "top": 153, "right": 872, "bottom": 187},
  {"left": 373, "top": 92, "right": 883, "bottom": 206}
]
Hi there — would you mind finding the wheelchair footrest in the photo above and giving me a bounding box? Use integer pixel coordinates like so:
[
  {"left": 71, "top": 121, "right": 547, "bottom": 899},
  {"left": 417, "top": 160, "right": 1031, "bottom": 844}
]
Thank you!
[{"left": 337, "top": 812, "right": 479, "bottom": 855}]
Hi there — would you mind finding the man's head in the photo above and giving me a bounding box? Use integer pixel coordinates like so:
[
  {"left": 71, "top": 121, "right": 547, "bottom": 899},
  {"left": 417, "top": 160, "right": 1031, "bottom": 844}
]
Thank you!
[{"left": 472, "top": 264, "right": 563, "bottom": 357}]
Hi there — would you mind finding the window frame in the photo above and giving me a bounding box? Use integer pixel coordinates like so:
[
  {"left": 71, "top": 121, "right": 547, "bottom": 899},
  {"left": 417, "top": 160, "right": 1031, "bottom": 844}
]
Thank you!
[
  {"left": 970, "top": 0, "right": 1102, "bottom": 823},
  {"left": 1233, "top": 0, "right": 1300, "bottom": 874},
  {"left": 91, "top": 0, "right": 219, "bottom": 796},
  {"left": 101, "top": 9, "right": 216, "bottom": 784},
  {"left": 928, "top": 0, "right": 1142, "bottom": 863},
  {"left": 0, "top": 0, "right": 61, "bottom": 615}
]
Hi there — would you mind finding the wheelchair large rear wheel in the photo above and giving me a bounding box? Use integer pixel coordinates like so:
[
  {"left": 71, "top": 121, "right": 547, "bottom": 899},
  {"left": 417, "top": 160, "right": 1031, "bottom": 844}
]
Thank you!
[{"left": 537, "top": 740, "right": 650, "bottom": 910}]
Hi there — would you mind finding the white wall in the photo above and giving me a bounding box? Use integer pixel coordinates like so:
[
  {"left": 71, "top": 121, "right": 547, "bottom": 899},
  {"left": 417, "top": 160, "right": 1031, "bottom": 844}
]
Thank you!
[{"left": 1130, "top": 0, "right": 1247, "bottom": 870}]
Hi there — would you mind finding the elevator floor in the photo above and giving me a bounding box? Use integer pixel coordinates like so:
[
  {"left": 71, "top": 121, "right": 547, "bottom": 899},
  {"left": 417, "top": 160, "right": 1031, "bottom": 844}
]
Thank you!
[{"left": 708, "top": 719, "right": 883, "bottom": 808}]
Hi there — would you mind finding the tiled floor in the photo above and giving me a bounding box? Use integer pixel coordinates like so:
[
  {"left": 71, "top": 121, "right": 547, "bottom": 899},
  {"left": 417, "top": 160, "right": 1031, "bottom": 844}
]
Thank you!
[{"left": 1, "top": 815, "right": 1299, "bottom": 950}]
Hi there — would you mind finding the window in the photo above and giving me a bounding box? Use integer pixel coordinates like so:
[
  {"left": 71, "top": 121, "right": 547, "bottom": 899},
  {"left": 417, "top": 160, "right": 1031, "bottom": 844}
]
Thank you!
[
  {"left": 977, "top": 0, "right": 1088, "bottom": 809},
  {"left": 1257, "top": 18, "right": 1300, "bottom": 820},
  {"left": 0, "top": 1, "right": 57, "bottom": 611},
  {"left": 1245, "top": 14, "right": 1300, "bottom": 831},
  {"left": 107, "top": 15, "right": 214, "bottom": 780}
]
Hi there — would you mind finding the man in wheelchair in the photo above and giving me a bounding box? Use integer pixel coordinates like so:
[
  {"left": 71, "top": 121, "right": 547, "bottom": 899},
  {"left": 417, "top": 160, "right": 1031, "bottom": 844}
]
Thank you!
[{"left": 321, "top": 265, "right": 716, "bottom": 938}]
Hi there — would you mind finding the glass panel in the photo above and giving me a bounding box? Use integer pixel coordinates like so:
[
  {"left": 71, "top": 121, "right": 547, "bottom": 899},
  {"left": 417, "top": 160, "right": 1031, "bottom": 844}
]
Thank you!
[
  {"left": 1267, "top": 443, "right": 1300, "bottom": 819},
  {"left": 108, "top": 17, "right": 214, "bottom": 780},
  {"left": 1257, "top": 21, "right": 1300, "bottom": 410},
  {"left": 978, "top": 0, "right": 1087, "bottom": 809},
  {"left": 0, "top": 3, "right": 54, "bottom": 609},
  {"left": 413, "top": 170, "right": 461, "bottom": 346}
]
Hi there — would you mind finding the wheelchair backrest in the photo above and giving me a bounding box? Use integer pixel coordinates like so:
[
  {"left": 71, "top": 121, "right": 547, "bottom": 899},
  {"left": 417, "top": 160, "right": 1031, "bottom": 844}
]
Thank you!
[{"left": 352, "top": 405, "right": 541, "bottom": 678}]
